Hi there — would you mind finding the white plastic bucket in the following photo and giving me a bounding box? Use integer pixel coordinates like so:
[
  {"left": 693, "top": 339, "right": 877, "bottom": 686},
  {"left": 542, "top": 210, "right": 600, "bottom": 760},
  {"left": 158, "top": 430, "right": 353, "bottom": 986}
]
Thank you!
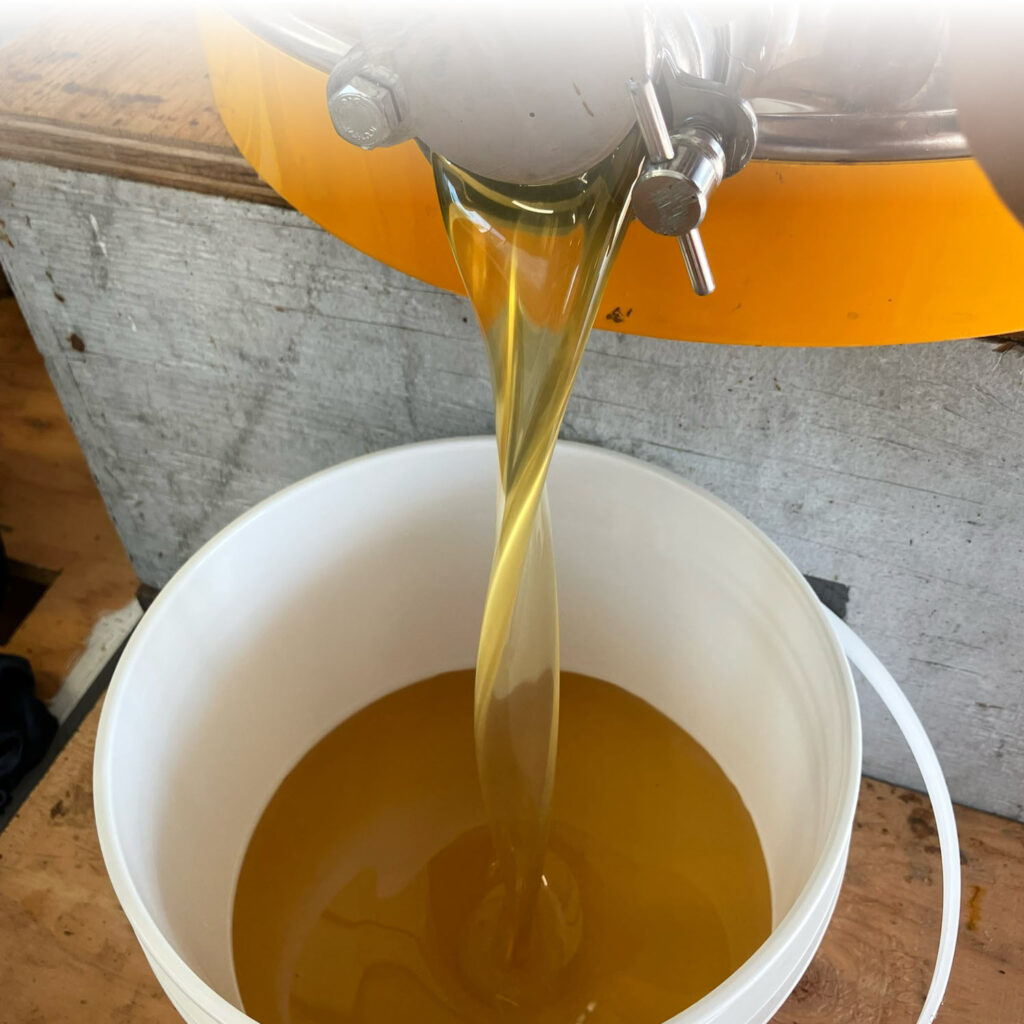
[{"left": 93, "top": 438, "right": 953, "bottom": 1024}]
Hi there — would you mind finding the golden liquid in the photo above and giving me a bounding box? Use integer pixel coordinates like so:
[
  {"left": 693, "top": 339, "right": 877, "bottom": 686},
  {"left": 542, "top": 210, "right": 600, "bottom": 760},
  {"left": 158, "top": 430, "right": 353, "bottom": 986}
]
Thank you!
[
  {"left": 431, "top": 139, "right": 645, "bottom": 989},
  {"left": 232, "top": 670, "right": 772, "bottom": 1024}
]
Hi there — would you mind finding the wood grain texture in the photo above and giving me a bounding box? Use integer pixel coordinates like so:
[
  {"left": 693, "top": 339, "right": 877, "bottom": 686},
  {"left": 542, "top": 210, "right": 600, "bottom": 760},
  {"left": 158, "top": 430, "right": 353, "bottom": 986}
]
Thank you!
[
  {"left": 2, "top": 160, "right": 1022, "bottom": 821},
  {"left": 0, "top": 703, "right": 1020, "bottom": 1023},
  {"left": 0, "top": 294, "right": 138, "bottom": 701},
  {"left": 771, "top": 779, "right": 1024, "bottom": 1024},
  {"left": 0, "top": 8, "right": 281, "bottom": 205},
  {"left": 0, "top": 703, "right": 174, "bottom": 1024}
]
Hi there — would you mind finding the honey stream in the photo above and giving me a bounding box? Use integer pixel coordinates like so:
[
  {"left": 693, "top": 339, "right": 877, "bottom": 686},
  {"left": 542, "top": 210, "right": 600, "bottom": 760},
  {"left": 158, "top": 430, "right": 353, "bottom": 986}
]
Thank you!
[{"left": 431, "top": 137, "right": 645, "bottom": 991}]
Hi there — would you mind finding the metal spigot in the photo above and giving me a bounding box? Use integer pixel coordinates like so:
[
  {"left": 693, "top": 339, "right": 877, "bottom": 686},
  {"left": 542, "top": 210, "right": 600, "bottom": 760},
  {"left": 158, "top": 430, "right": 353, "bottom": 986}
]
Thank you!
[{"left": 628, "top": 76, "right": 757, "bottom": 296}]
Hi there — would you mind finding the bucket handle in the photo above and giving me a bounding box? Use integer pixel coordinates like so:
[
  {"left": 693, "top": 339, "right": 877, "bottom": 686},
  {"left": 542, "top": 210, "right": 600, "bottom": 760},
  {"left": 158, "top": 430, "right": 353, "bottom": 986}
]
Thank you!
[{"left": 825, "top": 609, "right": 961, "bottom": 1024}]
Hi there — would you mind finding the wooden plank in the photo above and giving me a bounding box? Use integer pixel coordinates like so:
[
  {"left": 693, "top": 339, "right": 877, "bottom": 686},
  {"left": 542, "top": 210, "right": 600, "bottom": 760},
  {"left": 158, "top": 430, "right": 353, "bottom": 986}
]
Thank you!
[
  {"left": 0, "top": 702, "right": 176, "bottom": 1024},
  {"left": 0, "top": 9, "right": 280, "bottom": 204},
  {"left": 773, "top": 779, "right": 1024, "bottom": 1024},
  {"left": 0, "top": 294, "right": 138, "bottom": 702},
  {"left": 2, "top": 159, "right": 1022, "bottom": 822},
  {"left": 0, "top": 701, "right": 1019, "bottom": 1022}
]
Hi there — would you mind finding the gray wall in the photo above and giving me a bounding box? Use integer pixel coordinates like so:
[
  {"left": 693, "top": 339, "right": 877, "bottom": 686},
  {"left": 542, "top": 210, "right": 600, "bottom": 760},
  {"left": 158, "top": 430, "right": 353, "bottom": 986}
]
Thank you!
[{"left": 2, "top": 159, "right": 1021, "bottom": 821}]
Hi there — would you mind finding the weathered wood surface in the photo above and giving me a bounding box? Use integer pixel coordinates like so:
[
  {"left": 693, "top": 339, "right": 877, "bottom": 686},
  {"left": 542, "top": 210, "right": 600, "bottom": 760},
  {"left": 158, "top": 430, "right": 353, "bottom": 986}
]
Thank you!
[
  {"left": 0, "top": 294, "right": 138, "bottom": 703},
  {"left": 0, "top": 9, "right": 280, "bottom": 205},
  {"left": 2, "top": 159, "right": 1022, "bottom": 821},
  {"left": 0, "top": 698, "right": 1019, "bottom": 1023}
]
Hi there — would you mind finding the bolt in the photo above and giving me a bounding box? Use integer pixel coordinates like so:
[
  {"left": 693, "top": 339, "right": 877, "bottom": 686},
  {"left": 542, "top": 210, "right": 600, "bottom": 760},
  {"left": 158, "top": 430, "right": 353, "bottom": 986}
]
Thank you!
[{"left": 326, "top": 72, "right": 402, "bottom": 149}]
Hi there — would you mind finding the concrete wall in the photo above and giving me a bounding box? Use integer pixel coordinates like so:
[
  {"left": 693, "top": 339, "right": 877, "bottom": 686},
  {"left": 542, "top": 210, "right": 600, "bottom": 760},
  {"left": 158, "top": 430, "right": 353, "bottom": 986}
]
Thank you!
[{"left": 2, "top": 159, "right": 1022, "bottom": 820}]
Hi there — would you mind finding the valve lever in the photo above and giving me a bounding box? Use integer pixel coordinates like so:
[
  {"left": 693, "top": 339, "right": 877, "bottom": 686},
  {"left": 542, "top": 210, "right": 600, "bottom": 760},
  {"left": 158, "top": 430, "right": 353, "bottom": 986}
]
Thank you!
[
  {"left": 678, "top": 230, "right": 714, "bottom": 297},
  {"left": 628, "top": 73, "right": 756, "bottom": 298},
  {"left": 628, "top": 78, "right": 675, "bottom": 163}
]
